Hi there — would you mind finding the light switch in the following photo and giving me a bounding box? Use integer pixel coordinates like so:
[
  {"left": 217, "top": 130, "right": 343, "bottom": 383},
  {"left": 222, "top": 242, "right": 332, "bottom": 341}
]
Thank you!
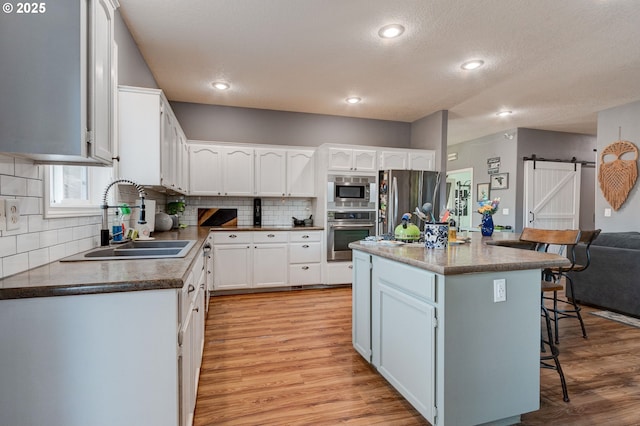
[
  {"left": 502, "top": 208, "right": 509, "bottom": 215},
  {"left": 604, "top": 208, "right": 612, "bottom": 217}
]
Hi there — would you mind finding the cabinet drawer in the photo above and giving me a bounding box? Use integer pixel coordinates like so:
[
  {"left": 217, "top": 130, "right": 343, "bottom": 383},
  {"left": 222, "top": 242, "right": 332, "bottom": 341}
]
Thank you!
[
  {"left": 211, "top": 231, "right": 252, "bottom": 244},
  {"left": 373, "top": 256, "right": 436, "bottom": 303},
  {"left": 253, "top": 231, "right": 288, "bottom": 244},
  {"left": 289, "top": 231, "right": 322, "bottom": 243},
  {"left": 289, "top": 264, "right": 321, "bottom": 285},
  {"left": 289, "top": 242, "right": 321, "bottom": 263}
]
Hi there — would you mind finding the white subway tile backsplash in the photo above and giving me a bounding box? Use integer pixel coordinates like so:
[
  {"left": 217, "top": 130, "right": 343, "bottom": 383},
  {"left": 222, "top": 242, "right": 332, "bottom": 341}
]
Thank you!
[
  {"left": 57, "top": 228, "right": 75, "bottom": 244},
  {"left": 64, "top": 240, "right": 80, "bottom": 256},
  {"left": 14, "top": 159, "right": 40, "bottom": 179},
  {"left": 17, "top": 196, "right": 40, "bottom": 215},
  {"left": 28, "top": 248, "right": 49, "bottom": 269},
  {"left": 0, "top": 236, "right": 17, "bottom": 257},
  {"left": 17, "top": 233, "right": 40, "bottom": 253},
  {"left": 28, "top": 215, "right": 46, "bottom": 232},
  {"left": 27, "top": 179, "right": 43, "bottom": 197},
  {"left": 3, "top": 253, "right": 29, "bottom": 277},
  {"left": 0, "top": 155, "right": 15, "bottom": 175},
  {"left": 1, "top": 175, "right": 27, "bottom": 196},
  {"left": 49, "top": 243, "right": 67, "bottom": 262},
  {"left": 40, "top": 230, "right": 58, "bottom": 248}
]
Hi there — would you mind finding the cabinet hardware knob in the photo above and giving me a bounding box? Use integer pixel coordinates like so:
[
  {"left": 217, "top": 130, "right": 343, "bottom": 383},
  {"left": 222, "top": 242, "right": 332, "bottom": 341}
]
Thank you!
[
  {"left": 302, "top": 244, "right": 309, "bottom": 248},
  {"left": 348, "top": 265, "right": 353, "bottom": 269},
  {"left": 302, "top": 235, "right": 309, "bottom": 239},
  {"left": 229, "top": 234, "right": 237, "bottom": 238},
  {"left": 188, "top": 284, "right": 195, "bottom": 293},
  {"left": 302, "top": 266, "right": 309, "bottom": 270},
  {"left": 267, "top": 234, "right": 275, "bottom": 237}
]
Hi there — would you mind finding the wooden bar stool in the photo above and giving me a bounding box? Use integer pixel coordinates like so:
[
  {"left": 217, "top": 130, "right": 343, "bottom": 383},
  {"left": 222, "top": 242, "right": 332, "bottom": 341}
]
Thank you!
[
  {"left": 547, "top": 229, "right": 601, "bottom": 343},
  {"left": 519, "top": 228, "right": 582, "bottom": 402}
]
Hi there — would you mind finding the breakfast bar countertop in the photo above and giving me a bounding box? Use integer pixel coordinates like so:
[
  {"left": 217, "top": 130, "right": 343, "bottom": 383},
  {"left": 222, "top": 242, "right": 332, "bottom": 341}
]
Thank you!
[{"left": 349, "top": 232, "right": 570, "bottom": 275}]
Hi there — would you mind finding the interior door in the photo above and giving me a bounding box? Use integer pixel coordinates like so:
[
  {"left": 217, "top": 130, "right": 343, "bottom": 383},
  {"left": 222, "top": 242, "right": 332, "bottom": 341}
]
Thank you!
[{"left": 524, "top": 160, "right": 581, "bottom": 230}]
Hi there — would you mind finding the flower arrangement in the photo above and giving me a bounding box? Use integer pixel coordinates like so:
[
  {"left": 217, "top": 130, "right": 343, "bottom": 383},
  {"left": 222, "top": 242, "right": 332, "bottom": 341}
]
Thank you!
[{"left": 477, "top": 197, "right": 500, "bottom": 215}]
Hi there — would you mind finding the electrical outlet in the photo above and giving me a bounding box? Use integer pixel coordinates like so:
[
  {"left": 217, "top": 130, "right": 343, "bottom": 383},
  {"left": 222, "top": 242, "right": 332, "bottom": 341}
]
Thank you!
[
  {"left": 493, "top": 279, "right": 506, "bottom": 303},
  {"left": 6, "top": 199, "right": 21, "bottom": 231},
  {"left": 0, "top": 199, "right": 6, "bottom": 231},
  {"left": 502, "top": 208, "right": 509, "bottom": 215},
  {"left": 604, "top": 208, "right": 612, "bottom": 217}
]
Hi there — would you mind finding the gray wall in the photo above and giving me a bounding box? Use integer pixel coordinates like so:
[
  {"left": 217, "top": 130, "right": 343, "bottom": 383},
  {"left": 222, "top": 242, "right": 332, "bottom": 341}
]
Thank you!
[
  {"left": 447, "top": 128, "right": 597, "bottom": 232},
  {"left": 446, "top": 131, "right": 519, "bottom": 230},
  {"left": 411, "top": 110, "right": 449, "bottom": 208},
  {"left": 114, "top": 12, "right": 158, "bottom": 88},
  {"left": 171, "top": 102, "right": 412, "bottom": 148},
  {"left": 596, "top": 100, "right": 640, "bottom": 232}
]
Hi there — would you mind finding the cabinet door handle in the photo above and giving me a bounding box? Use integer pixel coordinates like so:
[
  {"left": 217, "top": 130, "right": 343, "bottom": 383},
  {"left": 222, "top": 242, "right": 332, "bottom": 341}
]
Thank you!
[
  {"left": 188, "top": 284, "right": 195, "bottom": 293},
  {"left": 267, "top": 234, "right": 275, "bottom": 238},
  {"left": 229, "top": 234, "right": 237, "bottom": 238},
  {"left": 348, "top": 265, "right": 353, "bottom": 269},
  {"left": 302, "top": 244, "right": 309, "bottom": 248},
  {"left": 302, "top": 266, "right": 309, "bottom": 270},
  {"left": 302, "top": 235, "right": 309, "bottom": 239},
  {"left": 193, "top": 307, "right": 199, "bottom": 313}
]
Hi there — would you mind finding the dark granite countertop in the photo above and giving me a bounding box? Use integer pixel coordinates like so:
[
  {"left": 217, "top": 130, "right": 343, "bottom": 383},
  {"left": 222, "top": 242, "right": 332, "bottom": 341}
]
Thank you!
[
  {"left": 349, "top": 232, "right": 570, "bottom": 275},
  {"left": 0, "top": 226, "right": 326, "bottom": 300},
  {"left": 0, "top": 227, "right": 211, "bottom": 300}
]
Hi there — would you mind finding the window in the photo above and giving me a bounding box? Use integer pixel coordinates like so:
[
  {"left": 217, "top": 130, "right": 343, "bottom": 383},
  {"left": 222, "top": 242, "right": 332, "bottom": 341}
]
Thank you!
[{"left": 44, "top": 165, "right": 113, "bottom": 218}]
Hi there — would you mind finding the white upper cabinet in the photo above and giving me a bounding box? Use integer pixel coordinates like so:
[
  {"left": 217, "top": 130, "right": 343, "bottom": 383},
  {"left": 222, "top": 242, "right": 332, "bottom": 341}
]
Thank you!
[
  {"left": 286, "top": 149, "right": 315, "bottom": 197},
  {"left": 377, "top": 149, "right": 436, "bottom": 171},
  {"left": 0, "top": 0, "right": 118, "bottom": 165},
  {"left": 224, "top": 147, "right": 254, "bottom": 196},
  {"left": 189, "top": 144, "right": 254, "bottom": 196},
  {"left": 189, "top": 145, "right": 223, "bottom": 196},
  {"left": 328, "top": 148, "right": 377, "bottom": 172},
  {"left": 255, "top": 148, "right": 287, "bottom": 196},
  {"left": 408, "top": 150, "right": 435, "bottom": 171},
  {"left": 379, "top": 151, "right": 408, "bottom": 170},
  {"left": 118, "top": 86, "right": 187, "bottom": 194}
]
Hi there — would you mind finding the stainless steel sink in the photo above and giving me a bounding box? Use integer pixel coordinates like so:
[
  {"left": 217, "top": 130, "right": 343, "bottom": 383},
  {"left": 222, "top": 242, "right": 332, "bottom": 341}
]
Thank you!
[{"left": 61, "top": 239, "right": 197, "bottom": 261}]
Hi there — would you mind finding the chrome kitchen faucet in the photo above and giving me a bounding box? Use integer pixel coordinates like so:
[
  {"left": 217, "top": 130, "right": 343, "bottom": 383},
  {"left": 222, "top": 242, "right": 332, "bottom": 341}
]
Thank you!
[{"left": 100, "top": 179, "right": 147, "bottom": 246}]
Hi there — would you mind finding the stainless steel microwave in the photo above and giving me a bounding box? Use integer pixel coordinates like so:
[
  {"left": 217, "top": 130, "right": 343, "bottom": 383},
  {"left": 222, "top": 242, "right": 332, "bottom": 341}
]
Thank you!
[{"left": 327, "top": 175, "right": 377, "bottom": 209}]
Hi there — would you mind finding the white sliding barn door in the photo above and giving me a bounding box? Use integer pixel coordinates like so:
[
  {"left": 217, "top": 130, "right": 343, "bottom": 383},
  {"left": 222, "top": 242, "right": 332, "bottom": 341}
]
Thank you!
[{"left": 524, "top": 161, "right": 581, "bottom": 230}]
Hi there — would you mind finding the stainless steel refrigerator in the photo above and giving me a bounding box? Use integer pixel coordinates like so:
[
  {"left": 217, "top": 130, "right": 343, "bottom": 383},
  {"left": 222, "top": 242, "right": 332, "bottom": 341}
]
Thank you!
[{"left": 378, "top": 170, "right": 441, "bottom": 236}]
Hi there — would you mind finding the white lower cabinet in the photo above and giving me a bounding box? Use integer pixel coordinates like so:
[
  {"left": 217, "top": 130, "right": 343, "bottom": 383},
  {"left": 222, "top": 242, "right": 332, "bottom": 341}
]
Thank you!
[
  {"left": 325, "top": 261, "right": 353, "bottom": 285},
  {"left": 289, "top": 231, "right": 322, "bottom": 285},
  {"left": 212, "top": 231, "right": 288, "bottom": 289}
]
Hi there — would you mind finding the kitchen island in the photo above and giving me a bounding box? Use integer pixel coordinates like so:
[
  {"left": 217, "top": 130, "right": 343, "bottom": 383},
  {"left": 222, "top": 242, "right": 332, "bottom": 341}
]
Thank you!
[{"left": 349, "top": 235, "right": 570, "bottom": 426}]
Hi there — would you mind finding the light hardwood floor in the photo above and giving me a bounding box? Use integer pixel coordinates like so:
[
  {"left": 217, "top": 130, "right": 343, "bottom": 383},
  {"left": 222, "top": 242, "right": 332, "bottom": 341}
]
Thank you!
[{"left": 194, "top": 287, "right": 640, "bottom": 425}]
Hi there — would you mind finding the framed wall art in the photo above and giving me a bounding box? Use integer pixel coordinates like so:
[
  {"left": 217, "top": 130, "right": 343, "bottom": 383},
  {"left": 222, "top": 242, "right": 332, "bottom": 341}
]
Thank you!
[
  {"left": 477, "top": 183, "right": 490, "bottom": 201},
  {"left": 490, "top": 173, "right": 509, "bottom": 190}
]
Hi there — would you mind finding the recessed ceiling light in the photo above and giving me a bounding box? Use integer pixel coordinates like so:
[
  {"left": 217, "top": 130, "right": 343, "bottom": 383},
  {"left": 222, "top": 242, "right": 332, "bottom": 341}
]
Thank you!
[
  {"left": 496, "top": 110, "right": 513, "bottom": 117},
  {"left": 378, "top": 24, "right": 405, "bottom": 39},
  {"left": 346, "top": 97, "right": 362, "bottom": 104},
  {"left": 461, "top": 60, "right": 485, "bottom": 70},
  {"left": 212, "top": 82, "right": 230, "bottom": 90}
]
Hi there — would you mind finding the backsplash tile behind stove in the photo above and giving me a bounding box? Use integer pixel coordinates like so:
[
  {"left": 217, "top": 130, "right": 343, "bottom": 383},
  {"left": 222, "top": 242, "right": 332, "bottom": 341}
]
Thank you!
[{"left": 179, "top": 197, "right": 312, "bottom": 227}]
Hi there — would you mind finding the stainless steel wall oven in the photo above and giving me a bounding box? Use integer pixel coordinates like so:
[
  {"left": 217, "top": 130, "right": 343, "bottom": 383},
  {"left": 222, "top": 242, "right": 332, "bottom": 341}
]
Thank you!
[{"left": 327, "top": 210, "right": 376, "bottom": 262}]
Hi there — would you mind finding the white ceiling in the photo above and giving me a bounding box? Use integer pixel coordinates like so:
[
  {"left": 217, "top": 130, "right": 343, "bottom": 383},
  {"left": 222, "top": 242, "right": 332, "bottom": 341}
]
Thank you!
[{"left": 118, "top": 0, "right": 640, "bottom": 145}]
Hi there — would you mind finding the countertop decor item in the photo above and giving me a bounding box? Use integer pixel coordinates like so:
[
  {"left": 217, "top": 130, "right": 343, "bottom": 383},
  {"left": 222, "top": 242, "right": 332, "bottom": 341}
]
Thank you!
[
  {"left": 480, "top": 213, "right": 494, "bottom": 237},
  {"left": 477, "top": 198, "right": 500, "bottom": 237}
]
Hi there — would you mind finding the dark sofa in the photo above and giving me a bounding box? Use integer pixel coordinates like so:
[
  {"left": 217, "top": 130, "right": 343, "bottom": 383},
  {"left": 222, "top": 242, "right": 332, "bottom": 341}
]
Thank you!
[{"left": 567, "top": 232, "right": 640, "bottom": 318}]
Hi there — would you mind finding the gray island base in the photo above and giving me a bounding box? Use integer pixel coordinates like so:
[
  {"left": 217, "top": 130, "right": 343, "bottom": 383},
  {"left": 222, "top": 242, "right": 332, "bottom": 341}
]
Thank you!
[{"left": 350, "top": 235, "right": 569, "bottom": 426}]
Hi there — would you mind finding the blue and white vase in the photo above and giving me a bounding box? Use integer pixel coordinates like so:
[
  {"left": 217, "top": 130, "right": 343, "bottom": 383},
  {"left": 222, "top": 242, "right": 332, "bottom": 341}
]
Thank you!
[{"left": 481, "top": 213, "right": 494, "bottom": 237}]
